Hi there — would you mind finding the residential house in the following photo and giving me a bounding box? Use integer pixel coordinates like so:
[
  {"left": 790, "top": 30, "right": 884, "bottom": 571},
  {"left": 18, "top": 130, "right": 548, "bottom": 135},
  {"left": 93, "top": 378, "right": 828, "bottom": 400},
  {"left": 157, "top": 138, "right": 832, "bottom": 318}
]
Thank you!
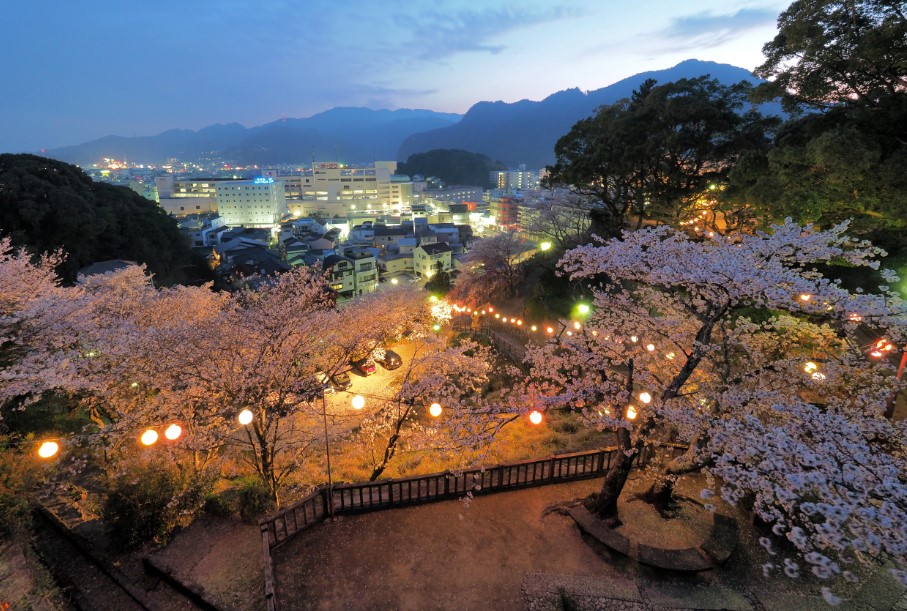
[{"left": 413, "top": 242, "right": 453, "bottom": 278}]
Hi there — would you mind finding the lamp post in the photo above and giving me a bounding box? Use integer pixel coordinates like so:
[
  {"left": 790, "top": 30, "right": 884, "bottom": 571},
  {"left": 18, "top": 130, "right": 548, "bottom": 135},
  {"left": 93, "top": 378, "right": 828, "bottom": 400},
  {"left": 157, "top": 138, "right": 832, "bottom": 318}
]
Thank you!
[
  {"left": 321, "top": 392, "right": 335, "bottom": 518},
  {"left": 885, "top": 346, "right": 907, "bottom": 419}
]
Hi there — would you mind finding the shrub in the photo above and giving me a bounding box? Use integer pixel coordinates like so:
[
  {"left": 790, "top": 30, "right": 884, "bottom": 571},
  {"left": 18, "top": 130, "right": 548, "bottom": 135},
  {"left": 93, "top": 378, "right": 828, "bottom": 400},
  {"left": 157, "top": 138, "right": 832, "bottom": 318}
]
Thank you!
[
  {"left": 236, "top": 477, "right": 274, "bottom": 523},
  {"left": 102, "top": 462, "right": 214, "bottom": 550},
  {"left": 0, "top": 447, "right": 36, "bottom": 536}
]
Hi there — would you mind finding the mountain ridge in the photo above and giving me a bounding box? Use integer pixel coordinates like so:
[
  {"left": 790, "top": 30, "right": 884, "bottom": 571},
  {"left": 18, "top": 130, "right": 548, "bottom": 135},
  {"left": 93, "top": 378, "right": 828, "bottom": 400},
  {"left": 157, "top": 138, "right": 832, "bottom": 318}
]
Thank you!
[
  {"left": 45, "top": 60, "right": 780, "bottom": 168},
  {"left": 397, "top": 59, "right": 782, "bottom": 168}
]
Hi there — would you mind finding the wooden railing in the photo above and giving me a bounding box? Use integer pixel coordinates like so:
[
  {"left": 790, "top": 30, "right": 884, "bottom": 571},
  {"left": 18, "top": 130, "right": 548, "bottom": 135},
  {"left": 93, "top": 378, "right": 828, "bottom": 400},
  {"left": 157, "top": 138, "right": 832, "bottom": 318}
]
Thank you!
[
  {"left": 259, "top": 443, "right": 687, "bottom": 609},
  {"left": 259, "top": 444, "right": 686, "bottom": 550}
]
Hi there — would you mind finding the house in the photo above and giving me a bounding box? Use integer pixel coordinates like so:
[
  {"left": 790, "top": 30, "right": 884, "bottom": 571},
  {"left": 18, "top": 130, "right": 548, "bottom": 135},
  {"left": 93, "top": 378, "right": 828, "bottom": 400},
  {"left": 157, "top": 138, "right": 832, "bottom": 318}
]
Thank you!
[
  {"left": 322, "top": 250, "right": 378, "bottom": 298},
  {"left": 413, "top": 242, "right": 453, "bottom": 278},
  {"left": 212, "top": 237, "right": 290, "bottom": 290}
]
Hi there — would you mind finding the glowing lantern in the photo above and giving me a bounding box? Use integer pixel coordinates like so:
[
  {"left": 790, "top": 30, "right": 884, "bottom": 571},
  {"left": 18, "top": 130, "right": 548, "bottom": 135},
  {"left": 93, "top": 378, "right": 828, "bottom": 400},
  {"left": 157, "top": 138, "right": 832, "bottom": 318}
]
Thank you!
[
  {"left": 140, "top": 429, "right": 159, "bottom": 446},
  {"left": 803, "top": 362, "right": 818, "bottom": 374},
  {"left": 352, "top": 395, "right": 366, "bottom": 410},
  {"left": 238, "top": 409, "right": 254, "bottom": 425},
  {"left": 639, "top": 392, "right": 652, "bottom": 404},
  {"left": 529, "top": 410, "right": 543, "bottom": 425},
  {"left": 626, "top": 406, "right": 638, "bottom": 420},
  {"left": 630, "top": 335, "right": 638, "bottom": 343},
  {"left": 547, "top": 327, "right": 554, "bottom": 334},
  {"left": 38, "top": 441, "right": 59, "bottom": 459},
  {"left": 646, "top": 343, "right": 655, "bottom": 352},
  {"left": 164, "top": 424, "right": 182, "bottom": 440},
  {"left": 577, "top": 304, "right": 590, "bottom": 314},
  {"left": 800, "top": 294, "right": 812, "bottom": 302},
  {"left": 573, "top": 322, "right": 581, "bottom": 330},
  {"left": 429, "top": 403, "right": 442, "bottom": 417},
  {"left": 531, "top": 325, "right": 537, "bottom": 331}
]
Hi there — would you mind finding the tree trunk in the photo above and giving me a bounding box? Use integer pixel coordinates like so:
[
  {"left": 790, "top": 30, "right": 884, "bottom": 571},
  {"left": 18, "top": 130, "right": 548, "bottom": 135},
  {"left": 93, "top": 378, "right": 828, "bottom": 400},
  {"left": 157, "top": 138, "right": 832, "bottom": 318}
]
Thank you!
[{"left": 588, "top": 428, "right": 633, "bottom": 525}]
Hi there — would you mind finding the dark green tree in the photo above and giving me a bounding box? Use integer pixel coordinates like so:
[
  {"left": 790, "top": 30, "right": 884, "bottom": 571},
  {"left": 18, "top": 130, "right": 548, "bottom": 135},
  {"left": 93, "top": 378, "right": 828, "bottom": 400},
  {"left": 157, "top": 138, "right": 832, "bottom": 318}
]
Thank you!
[
  {"left": 545, "top": 78, "right": 777, "bottom": 237},
  {"left": 398, "top": 149, "right": 507, "bottom": 187},
  {"left": 754, "top": 0, "right": 907, "bottom": 112},
  {"left": 731, "top": 0, "right": 907, "bottom": 237},
  {"left": 0, "top": 154, "right": 193, "bottom": 284}
]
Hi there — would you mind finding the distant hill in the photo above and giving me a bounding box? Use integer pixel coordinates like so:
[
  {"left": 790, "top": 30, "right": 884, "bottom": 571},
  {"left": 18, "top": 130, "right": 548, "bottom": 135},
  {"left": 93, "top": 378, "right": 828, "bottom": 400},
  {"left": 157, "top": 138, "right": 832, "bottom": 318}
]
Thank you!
[
  {"left": 46, "top": 108, "right": 462, "bottom": 166},
  {"left": 397, "top": 60, "right": 784, "bottom": 169},
  {"left": 398, "top": 149, "right": 507, "bottom": 187}
]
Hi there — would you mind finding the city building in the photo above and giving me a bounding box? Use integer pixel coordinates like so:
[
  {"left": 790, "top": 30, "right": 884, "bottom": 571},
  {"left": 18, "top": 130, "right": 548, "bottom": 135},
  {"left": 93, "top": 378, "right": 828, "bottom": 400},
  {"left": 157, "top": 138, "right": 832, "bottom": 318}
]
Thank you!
[
  {"left": 262, "top": 161, "right": 413, "bottom": 218},
  {"left": 489, "top": 165, "right": 541, "bottom": 191},
  {"left": 215, "top": 177, "right": 288, "bottom": 228},
  {"left": 413, "top": 242, "right": 453, "bottom": 278},
  {"left": 488, "top": 193, "right": 521, "bottom": 229},
  {"left": 155, "top": 176, "right": 231, "bottom": 216}
]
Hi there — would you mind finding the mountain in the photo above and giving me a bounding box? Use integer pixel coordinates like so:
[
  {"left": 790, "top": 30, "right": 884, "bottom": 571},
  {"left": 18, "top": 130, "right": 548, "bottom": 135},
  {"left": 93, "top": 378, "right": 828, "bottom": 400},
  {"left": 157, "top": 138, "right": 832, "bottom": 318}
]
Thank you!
[
  {"left": 397, "top": 59, "right": 784, "bottom": 169},
  {"left": 46, "top": 108, "right": 462, "bottom": 166}
]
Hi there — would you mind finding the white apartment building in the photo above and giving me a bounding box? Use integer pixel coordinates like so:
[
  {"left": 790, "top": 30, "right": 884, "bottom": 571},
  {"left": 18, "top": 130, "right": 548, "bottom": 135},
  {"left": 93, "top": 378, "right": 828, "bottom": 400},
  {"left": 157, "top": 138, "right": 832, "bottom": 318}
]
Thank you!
[
  {"left": 263, "top": 162, "right": 412, "bottom": 218},
  {"left": 489, "top": 166, "right": 541, "bottom": 191},
  {"left": 215, "top": 178, "right": 288, "bottom": 228}
]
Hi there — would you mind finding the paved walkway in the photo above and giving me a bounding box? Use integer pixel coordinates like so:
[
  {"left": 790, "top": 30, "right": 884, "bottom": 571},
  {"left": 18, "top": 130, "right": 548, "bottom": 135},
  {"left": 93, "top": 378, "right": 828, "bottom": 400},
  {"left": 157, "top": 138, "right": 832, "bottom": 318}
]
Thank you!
[{"left": 270, "top": 478, "right": 905, "bottom": 611}]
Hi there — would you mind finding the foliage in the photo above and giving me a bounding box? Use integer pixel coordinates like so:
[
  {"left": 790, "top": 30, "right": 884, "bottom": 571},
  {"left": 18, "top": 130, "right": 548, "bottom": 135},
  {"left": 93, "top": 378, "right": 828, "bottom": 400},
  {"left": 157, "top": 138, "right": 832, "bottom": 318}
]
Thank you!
[
  {"left": 754, "top": 0, "right": 907, "bottom": 112},
  {"left": 397, "top": 149, "right": 506, "bottom": 188},
  {"left": 0, "top": 443, "right": 41, "bottom": 536},
  {"left": 738, "top": 0, "right": 907, "bottom": 239},
  {"left": 0, "top": 154, "right": 193, "bottom": 284},
  {"left": 102, "top": 460, "right": 214, "bottom": 550},
  {"left": 423, "top": 261, "right": 452, "bottom": 294},
  {"left": 525, "top": 221, "right": 907, "bottom": 585},
  {"left": 236, "top": 476, "right": 275, "bottom": 523},
  {"left": 545, "top": 77, "right": 777, "bottom": 237}
]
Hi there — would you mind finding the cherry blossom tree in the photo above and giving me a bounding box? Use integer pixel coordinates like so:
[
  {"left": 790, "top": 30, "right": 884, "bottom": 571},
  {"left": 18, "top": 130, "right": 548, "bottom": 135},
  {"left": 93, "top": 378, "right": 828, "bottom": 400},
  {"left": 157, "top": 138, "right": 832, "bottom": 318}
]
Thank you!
[
  {"left": 449, "top": 231, "right": 529, "bottom": 306},
  {"left": 353, "top": 335, "right": 512, "bottom": 481},
  {"left": 519, "top": 191, "right": 593, "bottom": 250},
  {"left": 0, "top": 237, "right": 71, "bottom": 411},
  {"left": 525, "top": 220, "right": 907, "bottom": 583}
]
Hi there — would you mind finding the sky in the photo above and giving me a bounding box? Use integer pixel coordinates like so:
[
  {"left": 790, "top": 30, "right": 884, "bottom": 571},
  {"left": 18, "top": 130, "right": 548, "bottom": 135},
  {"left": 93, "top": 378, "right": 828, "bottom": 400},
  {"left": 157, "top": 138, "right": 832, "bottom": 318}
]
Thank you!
[{"left": 0, "top": 0, "right": 791, "bottom": 153}]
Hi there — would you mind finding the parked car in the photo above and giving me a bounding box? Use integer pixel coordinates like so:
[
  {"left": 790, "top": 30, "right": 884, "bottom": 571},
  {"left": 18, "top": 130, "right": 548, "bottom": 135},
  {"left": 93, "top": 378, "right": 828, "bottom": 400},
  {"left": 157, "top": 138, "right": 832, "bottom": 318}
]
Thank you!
[
  {"left": 330, "top": 371, "right": 352, "bottom": 391},
  {"left": 376, "top": 349, "right": 402, "bottom": 370},
  {"left": 353, "top": 357, "right": 377, "bottom": 376},
  {"left": 317, "top": 372, "right": 335, "bottom": 394}
]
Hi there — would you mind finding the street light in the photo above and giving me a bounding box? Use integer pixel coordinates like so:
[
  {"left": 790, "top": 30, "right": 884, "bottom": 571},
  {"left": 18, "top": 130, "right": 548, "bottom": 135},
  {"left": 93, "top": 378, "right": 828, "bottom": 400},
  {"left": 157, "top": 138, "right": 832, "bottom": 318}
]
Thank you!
[
  {"left": 540, "top": 241, "right": 552, "bottom": 252},
  {"left": 38, "top": 441, "right": 59, "bottom": 459},
  {"left": 429, "top": 403, "right": 442, "bottom": 417},
  {"left": 238, "top": 409, "right": 254, "bottom": 426},
  {"left": 529, "top": 410, "right": 543, "bottom": 425}
]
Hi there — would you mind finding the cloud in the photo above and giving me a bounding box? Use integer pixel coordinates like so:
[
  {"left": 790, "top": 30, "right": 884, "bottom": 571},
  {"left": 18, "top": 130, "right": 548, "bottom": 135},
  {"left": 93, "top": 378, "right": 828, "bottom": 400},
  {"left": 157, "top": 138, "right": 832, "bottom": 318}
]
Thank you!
[
  {"left": 396, "top": 4, "right": 581, "bottom": 62},
  {"left": 657, "top": 8, "right": 778, "bottom": 49}
]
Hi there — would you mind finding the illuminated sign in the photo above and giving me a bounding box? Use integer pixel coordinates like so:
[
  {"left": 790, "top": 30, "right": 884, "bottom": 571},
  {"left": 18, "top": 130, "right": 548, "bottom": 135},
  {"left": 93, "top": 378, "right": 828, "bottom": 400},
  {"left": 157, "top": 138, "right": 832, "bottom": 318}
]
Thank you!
[
  {"left": 253, "top": 177, "right": 275, "bottom": 184},
  {"left": 315, "top": 163, "right": 339, "bottom": 170}
]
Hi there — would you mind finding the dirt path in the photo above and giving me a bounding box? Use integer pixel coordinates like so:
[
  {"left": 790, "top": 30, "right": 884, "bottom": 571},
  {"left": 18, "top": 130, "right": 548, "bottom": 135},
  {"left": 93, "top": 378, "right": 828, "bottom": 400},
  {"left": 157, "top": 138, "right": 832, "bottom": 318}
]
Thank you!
[{"left": 271, "top": 479, "right": 616, "bottom": 610}]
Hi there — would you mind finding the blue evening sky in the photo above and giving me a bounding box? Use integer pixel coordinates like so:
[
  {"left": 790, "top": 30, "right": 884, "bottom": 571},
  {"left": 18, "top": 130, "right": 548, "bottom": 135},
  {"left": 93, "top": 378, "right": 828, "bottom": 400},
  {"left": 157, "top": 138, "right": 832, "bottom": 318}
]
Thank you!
[{"left": 0, "top": 0, "right": 789, "bottom": 152}]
